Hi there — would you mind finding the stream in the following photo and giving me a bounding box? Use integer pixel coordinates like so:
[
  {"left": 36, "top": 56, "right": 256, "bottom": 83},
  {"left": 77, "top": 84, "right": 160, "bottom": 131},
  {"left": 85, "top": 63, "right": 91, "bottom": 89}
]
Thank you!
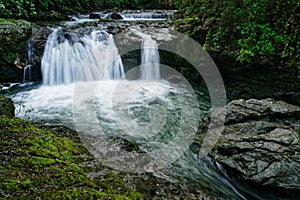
[{"left": 2, "top": 12, "right": 286, "bottom": 200}]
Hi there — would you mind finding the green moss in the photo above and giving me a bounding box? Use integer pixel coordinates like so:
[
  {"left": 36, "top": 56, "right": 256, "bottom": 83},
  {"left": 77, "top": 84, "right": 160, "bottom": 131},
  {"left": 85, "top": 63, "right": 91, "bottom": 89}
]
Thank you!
[
  {"left": 0, "top": 116, "right": 144, "bottom": 199},
  {"left": 38, "top": 189, "right": 110, "bottom": 200},
  {"left": 0, "top": 19, "right": 31, "bottom": 79},
  {"left": 0, "top": 96, "right": 15, "bottom": 117},
  {"left": 0, "top": 117, "right": 40, "bottom": 132}
]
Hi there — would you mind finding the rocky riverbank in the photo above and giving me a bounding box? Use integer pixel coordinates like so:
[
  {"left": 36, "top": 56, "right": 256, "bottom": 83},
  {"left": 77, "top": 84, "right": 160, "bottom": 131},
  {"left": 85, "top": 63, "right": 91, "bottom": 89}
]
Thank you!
[{"left": 195, "top": 98, "right": 300, "bottom": 198}]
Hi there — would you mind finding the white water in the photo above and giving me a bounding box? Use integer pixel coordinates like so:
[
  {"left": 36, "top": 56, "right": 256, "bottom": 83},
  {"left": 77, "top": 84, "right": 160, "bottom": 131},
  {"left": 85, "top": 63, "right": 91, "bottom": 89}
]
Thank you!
[
  {"left": 123, "top": 13, "right": 169, "bottom": 19},
  {"left": 23, "top": 65, "right": 32, "bottom": 83},
  {"left": 130, "top": 29, "right": 161, "bottom": 80},
  {"left": 27, "top": 40, "right": 34, "bottom": 64},
  {"left": 41, "top": 28, "right": 125, "bottom": 85},
  {"left": 122, "top": 13, "right": 169, "bottom": 21},
  {"left": 141, "top": 38, "right": 161, "bottom": 80},
  {"left": 23, "top": 40, "right": 35, "bottom": 83}
]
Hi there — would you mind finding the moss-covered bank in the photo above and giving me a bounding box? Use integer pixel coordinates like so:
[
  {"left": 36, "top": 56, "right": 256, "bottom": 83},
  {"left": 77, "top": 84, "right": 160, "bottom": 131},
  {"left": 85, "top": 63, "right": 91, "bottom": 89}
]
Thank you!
[{"left": 0, "top": 96, "right": 143, "bottom": 199}]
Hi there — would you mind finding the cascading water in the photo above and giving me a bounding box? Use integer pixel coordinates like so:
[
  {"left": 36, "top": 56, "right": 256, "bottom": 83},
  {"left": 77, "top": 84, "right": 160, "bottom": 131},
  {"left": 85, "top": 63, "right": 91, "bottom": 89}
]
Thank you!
[
  {"left": 23, "top": 65, "right": 32, "bottom": 83},
  {"left": 23, "top": 40, "right": 34, "bottom": 82},
  {"left": 122, "top": 13, "right": 170, "bottom": 20},
  {"left": 130, "top": 29, "right": 161, "bottom": 80},
  {"left": 41, "top": 28, "right": 125, "bottom": 85},
  {"left": 27, "top": 39, "right": 34, "bottom": 64},
  {"left": 141, "top": 38, "right": 161, "bottom": 80}
]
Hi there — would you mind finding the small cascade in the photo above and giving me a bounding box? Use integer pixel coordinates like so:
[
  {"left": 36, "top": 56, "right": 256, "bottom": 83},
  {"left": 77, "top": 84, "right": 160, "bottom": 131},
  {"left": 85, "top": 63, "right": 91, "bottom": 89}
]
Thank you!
[
  {"left": 23, "top": 40, "right": 35, "bottom": 83},
  {"left": 130, "top": 29, "right": 161, "bottom": 80},
  {"left": 27, "top": 39, "right": 34, "bottom": 64},
  {"left": 23, "top": 65, "right": 32, "bottom": 83},
  {"left": 141, "top": 38, "right": 161, "bottom": 80},
  {"left": 41, "top": 28, "right": 125, "bottom": 85},
  {"left": 123, "top": 13, "right": 170, "bottom": 20}
]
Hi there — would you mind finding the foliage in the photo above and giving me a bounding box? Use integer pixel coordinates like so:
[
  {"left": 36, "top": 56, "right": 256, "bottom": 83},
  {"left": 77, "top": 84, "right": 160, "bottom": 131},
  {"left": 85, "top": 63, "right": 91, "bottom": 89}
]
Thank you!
[
  {"left": 282, "top": 3, "right": 300, "bottom": 76},
  {"left": 174, "top": 0, "right": 299, "bottom": 64},
  {"left": 0, "top": 0, "right": 171, "bottom": 19},
  {"left": 0, "top": 0, "right": 36, "bottom": 18}
]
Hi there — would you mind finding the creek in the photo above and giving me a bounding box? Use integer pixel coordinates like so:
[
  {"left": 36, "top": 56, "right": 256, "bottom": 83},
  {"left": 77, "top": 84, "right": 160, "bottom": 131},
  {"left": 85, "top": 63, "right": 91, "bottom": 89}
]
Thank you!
[{"left": 3, "top": 12, "right": 285, "bottom": 200}]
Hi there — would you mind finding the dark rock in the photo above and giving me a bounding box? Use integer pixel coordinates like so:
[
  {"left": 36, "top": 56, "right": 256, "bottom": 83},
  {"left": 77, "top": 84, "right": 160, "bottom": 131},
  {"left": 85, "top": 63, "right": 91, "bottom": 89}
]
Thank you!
[
  {"left": 0, "top": 19, "right": 32, "bottom": 82},
  {"left": 64, "top": 32, "right": 79, "bottom": 44},
  {"left": 196, "top": 99, "right": 300, "bottom": 191},
  {"left": 21, "top": 25, "right": 52, "bottom": 82},
  {"left": 292, "top": 92, "right": 300, "bottom": 106},
  {"left": 89, "top": 13, "right": 102, "bottom": 19},
  {"left": 110, "top": 13, "right": 124, "bottom": 20},
  {"left": 0, "top": 96, "right": 15, "bottom": 117}
]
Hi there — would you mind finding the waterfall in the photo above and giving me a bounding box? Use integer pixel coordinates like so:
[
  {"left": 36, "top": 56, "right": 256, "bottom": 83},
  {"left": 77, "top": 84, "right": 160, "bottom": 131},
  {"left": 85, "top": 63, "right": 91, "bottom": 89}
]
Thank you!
[
  {"left": 130, "top": 29, "right": 161, "bottom": 81},
  {"left": 23, "top": 40, "right": 34, "bottom": 83},
  {"left": 141, "top": 36, "right": 161, "bottom": 80},
  {"left": 23, "top": 65, "right": 32, "bottom": 83},
  {"left": 41, "top": 28, "right": 125, "bottom": 85},
  {"left": 27, "top": 39, "right": 34, "bottom": 64}
]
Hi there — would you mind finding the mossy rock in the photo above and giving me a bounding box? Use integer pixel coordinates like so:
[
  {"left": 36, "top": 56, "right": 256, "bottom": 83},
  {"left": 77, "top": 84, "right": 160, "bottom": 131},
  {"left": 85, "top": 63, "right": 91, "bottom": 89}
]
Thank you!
[
  {"left": 0, "top": 116, "right": 143, "bottom": 199},
  {"left": 0, "top": 96, "right": 15, "bottom": 117},
  {"left": 0, "top": 19, "right": 31, "bottom": 82},
  {"left": 0, "top": 19, "right": 32, "bottom": 63}
]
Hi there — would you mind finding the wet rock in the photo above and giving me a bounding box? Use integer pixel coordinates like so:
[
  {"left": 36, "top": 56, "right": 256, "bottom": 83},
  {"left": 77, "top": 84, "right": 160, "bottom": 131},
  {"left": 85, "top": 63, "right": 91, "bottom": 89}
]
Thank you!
[
  {"left": 0, "top": 19, "right": 32, "bottom": 82},
  {"left": 82, "top": 160, "right": 216, "bottom": 200},
  {"left": 89, "top": 13, "right": 103, "bottom": 19},
  {"left": 64, "top": 32, "right": 79, "bottom": 44},
  {"left": 196, "top": 99, "right": 300, "bottom": 191},
  {"left": 0, "top": 96, "right": 15, "bottom": 117},
  {"left": 110, "top": 13, "right": 124, "bottom": 20},
  {"left": 21, "top": 25, "right": 52, "bottom": 82}
]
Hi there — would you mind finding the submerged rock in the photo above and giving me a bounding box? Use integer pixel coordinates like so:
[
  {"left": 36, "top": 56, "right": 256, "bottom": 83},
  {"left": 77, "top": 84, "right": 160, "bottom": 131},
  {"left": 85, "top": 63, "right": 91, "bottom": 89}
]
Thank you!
[{"left": 196, "top": 99, "right": 300, "bottom": 193}]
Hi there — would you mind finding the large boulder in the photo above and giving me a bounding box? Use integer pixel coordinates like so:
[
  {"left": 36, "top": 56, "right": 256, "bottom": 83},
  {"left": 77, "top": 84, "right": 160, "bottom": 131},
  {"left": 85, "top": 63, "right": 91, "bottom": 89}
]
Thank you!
[
  {"left": 196, "top": 99, "right": 300, "bottom": 192},
  {"left": 0, "top": 19, "right": 32, "bottom": 82}
]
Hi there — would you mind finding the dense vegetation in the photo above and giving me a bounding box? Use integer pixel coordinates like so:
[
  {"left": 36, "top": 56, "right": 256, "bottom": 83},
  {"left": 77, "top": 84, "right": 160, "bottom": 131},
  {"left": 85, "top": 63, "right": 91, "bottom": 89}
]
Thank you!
[
  {"left": 0, "top": 0, "right": 171, "bottom": 18},
  {"left": 174, "top": 0, "right": 300, "bottom": 71},
  {"left": 1, "top": 0, "right": 298, "bottom": 71}
]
